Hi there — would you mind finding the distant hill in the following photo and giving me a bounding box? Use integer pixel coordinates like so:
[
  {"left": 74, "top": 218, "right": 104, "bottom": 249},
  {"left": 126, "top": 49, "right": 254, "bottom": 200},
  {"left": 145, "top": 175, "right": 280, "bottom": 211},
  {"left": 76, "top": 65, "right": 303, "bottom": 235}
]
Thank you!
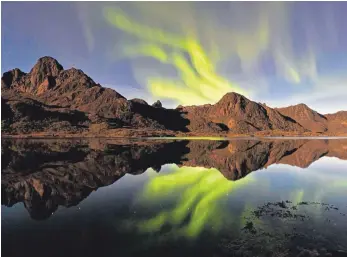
[
  {"left": 276, "top": 104, "right": 328, "bottom": 133},
  {"left": 2, "top": 56, "right": 347, "bottom": 137},
  {"left": 179, "top": 92, "right": 305, "bottom": 134}
]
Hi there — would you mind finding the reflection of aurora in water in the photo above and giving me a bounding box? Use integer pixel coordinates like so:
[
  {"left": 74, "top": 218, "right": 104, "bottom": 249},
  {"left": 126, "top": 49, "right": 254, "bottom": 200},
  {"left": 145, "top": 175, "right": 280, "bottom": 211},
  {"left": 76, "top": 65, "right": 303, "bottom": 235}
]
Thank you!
[
  {"left": 2, "top": 140, "right": 347, "bottom": 257},
  {"left": 125, "top": 162, "right": 347, "bottom": 240},
  {"left": 132, "top": 164, "right": 255, "bottom": 238}
]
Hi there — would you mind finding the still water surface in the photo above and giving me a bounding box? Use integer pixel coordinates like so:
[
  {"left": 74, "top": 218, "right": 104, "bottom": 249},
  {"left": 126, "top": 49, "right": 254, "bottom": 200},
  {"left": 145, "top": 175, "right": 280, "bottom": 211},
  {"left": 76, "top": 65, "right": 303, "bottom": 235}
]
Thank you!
[{"left": 2, "top": 138, "right": 347, "bottom": 257}]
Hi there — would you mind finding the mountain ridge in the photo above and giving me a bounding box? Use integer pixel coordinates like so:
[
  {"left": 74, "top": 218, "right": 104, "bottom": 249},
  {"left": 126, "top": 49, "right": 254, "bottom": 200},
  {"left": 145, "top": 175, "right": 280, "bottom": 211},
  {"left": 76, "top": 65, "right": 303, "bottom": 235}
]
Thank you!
[{"left": 2, "top": 56, "right": 347, "bottom": 137}]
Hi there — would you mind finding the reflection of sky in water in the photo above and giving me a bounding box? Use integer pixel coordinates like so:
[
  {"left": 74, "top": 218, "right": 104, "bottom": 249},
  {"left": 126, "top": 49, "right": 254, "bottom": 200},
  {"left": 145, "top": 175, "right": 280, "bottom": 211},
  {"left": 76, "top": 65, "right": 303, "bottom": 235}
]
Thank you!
[
  {"left": 2, "top": 156, "right": 347, "bottom": 256},
  {"left": 3, "top": 157, "right": 347, "bottom": 225},
  {"left": 123, "top": 159, "right": 347, "bottom": 238},
  {"left": 255, "top": 157, "right": 347, "bottom": 204}
]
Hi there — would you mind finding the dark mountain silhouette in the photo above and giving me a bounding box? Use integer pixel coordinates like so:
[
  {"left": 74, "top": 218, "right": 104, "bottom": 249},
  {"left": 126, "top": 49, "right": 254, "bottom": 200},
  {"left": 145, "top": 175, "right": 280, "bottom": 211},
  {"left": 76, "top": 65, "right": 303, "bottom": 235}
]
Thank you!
[
  {"left": 2, "top": 138, "right": 347, "bottom": 220},
  {"left": 2, "top": 56, "right": 347, "bottom": 136}
]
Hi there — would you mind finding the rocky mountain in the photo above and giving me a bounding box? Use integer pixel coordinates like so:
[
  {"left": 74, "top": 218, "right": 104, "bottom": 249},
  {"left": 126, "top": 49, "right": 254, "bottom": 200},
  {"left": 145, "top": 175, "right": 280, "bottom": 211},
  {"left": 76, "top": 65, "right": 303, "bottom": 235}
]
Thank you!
[
  {"left": 2, "top": 57, "right": 190, "bottom": 136},
  {"left": 2, "top": 56, "right": 347, "bottom": 136},
  {"left": 276, "top": 104, "right": 328, "bottom": 133},
  {"left": 276, "top": 104, "right": 347, "bottom": 135},
  {"left": 2, "top": 138, "right": 347, "bottom": 220},
  {"left": 179, "top": 92, "right": 306, "bottom": 134},
  {"left": 325, "top": 111, "right": 347, "bottom": 134}
]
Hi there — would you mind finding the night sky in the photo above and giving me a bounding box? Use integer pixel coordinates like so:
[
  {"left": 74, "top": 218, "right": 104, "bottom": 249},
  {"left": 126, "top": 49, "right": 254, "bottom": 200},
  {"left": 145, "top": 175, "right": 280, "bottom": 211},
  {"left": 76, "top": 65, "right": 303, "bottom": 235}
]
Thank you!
[{"left": 2, "top": 2, "right": 347, "bottom": 113}]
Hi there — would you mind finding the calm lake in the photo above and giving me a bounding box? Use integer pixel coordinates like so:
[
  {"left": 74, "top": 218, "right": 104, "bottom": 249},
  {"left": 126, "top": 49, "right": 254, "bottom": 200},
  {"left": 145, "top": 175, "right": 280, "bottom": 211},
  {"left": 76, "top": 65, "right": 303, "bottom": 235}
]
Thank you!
[{"left": 2, "top": 138, "right": 347, "bottom": 257}]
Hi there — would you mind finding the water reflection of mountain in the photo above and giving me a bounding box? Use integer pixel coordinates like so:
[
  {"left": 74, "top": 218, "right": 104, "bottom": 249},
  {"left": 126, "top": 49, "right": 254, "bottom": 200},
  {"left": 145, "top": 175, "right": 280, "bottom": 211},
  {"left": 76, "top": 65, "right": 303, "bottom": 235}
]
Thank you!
[
  {"left": 183, "top": 139, "right": 347, "bottom": 180},
  {"left": 2, "top": 138, "right": 347, "bottom": 220}
]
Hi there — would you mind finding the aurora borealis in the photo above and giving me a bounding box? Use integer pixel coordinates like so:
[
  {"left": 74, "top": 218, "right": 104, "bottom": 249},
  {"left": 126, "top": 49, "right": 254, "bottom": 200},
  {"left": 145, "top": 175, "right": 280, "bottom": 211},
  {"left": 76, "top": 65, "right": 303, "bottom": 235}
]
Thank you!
[
  {"left": 2, "top": 2, "right": 347, "bottom": 112},
  {"left": 103, "top": 6, "right": 246, "bottom": 105}
]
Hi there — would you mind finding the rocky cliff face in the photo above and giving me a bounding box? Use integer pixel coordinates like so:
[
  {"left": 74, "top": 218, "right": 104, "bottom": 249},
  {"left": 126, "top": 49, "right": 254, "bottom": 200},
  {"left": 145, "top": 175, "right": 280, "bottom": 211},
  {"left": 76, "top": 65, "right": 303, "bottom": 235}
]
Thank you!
[
  {"left": 276, "top": 104, "right": 328, "bottom": 133},
  {"left": 276, "top": 104, "right": 347, "bottom": 135},
  {"left": 2, "top": 57, "right": 186, "bottom": 134},
  {"left": 325, "top": 111, "right": 347, "bottom": 134},
  {"left": 2, "top": 56, "right": 347, "bottom": 136},
  {"left": 180, "top": 93, "right": 306, "bottom": 134}
]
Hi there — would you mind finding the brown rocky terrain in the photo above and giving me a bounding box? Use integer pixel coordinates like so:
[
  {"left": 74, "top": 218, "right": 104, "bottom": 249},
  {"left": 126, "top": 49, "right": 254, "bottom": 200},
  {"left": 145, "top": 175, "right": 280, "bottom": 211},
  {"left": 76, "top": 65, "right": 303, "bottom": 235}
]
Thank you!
[
  {"left": 277, "top": 104, "right": 347, "bottom": 135},
  {"left": 2, "top": 138, "right": 347, "bottom": 220},
  {"left": 2, "top": 56, "right": 347, "bottom": 137},
  {"left": 325, "top": 111, "right": 347, "bottom": 134},
  {"left": 276, "top": 104, "right": 328, "bottom": 133},
  {"left": 1, "top": 57, "right": 189, "bottom": 136},
  {"left": 179, "top": 93, "right": 306, "bottom": 134}
]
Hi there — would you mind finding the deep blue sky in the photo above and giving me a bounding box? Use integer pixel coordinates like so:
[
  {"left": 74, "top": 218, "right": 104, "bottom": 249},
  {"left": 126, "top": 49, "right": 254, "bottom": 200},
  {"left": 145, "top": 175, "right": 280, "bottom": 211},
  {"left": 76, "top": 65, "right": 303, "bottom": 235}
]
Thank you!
[{"left": 2, "top": 2, "right": 347, "bottom": 113}]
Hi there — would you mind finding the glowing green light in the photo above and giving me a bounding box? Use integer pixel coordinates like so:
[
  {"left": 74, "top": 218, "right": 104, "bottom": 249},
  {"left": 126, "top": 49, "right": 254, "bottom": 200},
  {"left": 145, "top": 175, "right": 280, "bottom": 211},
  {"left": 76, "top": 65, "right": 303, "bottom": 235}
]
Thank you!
[{"left": 135, "top": 165, "right": 255, "bottom": 238}]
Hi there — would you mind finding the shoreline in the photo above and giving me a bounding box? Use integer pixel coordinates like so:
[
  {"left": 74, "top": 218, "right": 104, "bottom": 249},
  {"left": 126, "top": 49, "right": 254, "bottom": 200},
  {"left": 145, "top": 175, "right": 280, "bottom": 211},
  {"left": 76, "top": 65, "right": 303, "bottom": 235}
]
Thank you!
[{"left": 2, "top": 132, "right": 347, "bottom": 140}]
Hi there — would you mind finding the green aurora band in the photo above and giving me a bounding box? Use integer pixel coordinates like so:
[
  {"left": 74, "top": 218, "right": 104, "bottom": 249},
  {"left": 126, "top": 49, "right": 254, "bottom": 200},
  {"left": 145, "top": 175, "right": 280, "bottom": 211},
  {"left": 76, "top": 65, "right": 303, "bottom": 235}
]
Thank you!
[{"left": 134, "top": 165, "right": 255, "bottom": 238}]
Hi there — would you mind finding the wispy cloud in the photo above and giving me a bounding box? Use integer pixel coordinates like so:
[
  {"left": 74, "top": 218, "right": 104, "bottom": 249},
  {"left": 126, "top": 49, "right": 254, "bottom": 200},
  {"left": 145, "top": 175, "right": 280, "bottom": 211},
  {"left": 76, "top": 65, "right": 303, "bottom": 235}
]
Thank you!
[{"left": 263, "top": 75, "right": 347, "bottom": 113}]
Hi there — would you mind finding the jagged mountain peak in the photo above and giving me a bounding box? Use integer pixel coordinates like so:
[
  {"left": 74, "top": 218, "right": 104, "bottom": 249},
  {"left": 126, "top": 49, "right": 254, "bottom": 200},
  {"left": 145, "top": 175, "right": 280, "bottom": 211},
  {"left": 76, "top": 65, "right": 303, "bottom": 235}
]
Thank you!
[
  {"left": 1, "top": 56, "right": 347, "bottom": 136},
  {"left": 30, "top": 56, "right": 64, "bottom": 73},
  {"left": 216, "top": 92, "right": 249, "bottom": 105},
  {"left": 29, "top": 56, "right": 64, "bottom": 87}
]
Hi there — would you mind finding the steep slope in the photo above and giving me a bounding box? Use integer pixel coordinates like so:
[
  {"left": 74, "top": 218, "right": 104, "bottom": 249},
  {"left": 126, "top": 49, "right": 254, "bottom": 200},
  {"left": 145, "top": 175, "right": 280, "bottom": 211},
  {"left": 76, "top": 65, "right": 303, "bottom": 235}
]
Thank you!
[
  {"left": 1, "top": 57, "right": 188, "bottom": 133},
  {"left": 1, "top": 57, "right": 129, "bottom": 121},
  {"left": 180, "top": 93, "right": 305, "bottom": 134},
  {"left": 325, "top": 111, "right": 347, "bottom": 134},
  {"left": 1, "top": 93, "right": 90, "bottom": 134},
  {"left": 276, "top": 104, "right": 328, "bottom": 133}
]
